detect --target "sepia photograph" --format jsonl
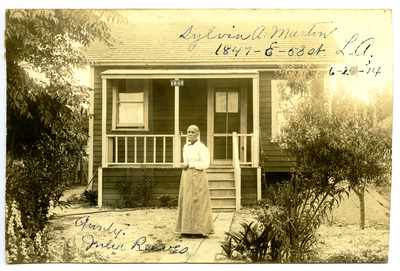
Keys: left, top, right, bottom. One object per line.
{"left": 1, "top": 4, "right": 397, "bottom": 269}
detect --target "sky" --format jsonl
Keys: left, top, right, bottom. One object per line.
{"left": 0, "top": 2, "right": 398, "bottom": 271}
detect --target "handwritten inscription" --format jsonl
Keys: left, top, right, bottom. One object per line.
{"left": 336, "top": 34, "right": 374, "bottom": 57}
{"left": 178, "top": 23, "right": 382, "bottom": 77}
{"left": 178, "top": 23, "right": 337, "bottom": 52}
{"left": 75, "top": 215, "right": 127, "bottom": 239}
{"left": 81, "top": 234, "right": 188, "bottom": 254}
{"left": 329, "top": 66, "right": 381, "bottom": 77}
{"left": 333, "top": 34, "right": 381, "bottom": 77}
{"left": 215, "top": 42, "right": 325, "bottom": 57}
{"left": 75, "top": 216, "right": 188, "bottom": 254}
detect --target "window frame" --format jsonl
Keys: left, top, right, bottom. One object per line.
{"left": 112, "top": 79, "right": 150, "bottom": 131}
{"left": 271, "top": 80, "right": 301, "bottom": 141}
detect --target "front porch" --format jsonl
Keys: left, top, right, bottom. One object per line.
{"left": 98, "top": 166, "right": 260, "bottom": 211}
{"left": 91, "top": 69, "right": 262, "bottom": 210}
{"left": 105, "top": 133, "right": 256, "bottom": 167}
{"left": 100, "top": 132, "right": 261, "bottom": 211}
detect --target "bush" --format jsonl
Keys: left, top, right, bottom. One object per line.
{"left": 81, "top": 189, "right": 98, "bottom": 206}
{"left": 6, "top": 200, "right": 109, "bottom": 263}
{"left": 325, "top": 249, "right": 388, "bottom": 263}
{"left": 6, "top": 201, "right": 52, "bottom": 263}
{"left": 157, "top": 194, "right": 176, "bottom": 207}
{"left": 117, "top": 167, "right": 156, "bottom": 208}
{"left": 6, "top": 137, "right": 78, "bottom": 237}
{"left": 254, "top": 177, "right": 345, "bottom": 262}
{"left": 221, "top": 222, "right": 279, "bottom": 262}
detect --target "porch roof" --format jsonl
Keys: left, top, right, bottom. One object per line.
{"left": 100, "top": 69, "right": 260, "bottom": 79}
{"left": 85, "top": 10, "right": 344, "bottom": 67}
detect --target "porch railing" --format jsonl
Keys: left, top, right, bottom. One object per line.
{"left": 106, "top": 135, "right": 176, "bottom": 166}
{"left": 232, "top": 132, "right": 242, "bottom": 211}
{"left": 236, "top": 133, "right": 255, "bottom": 166}
{"left": 104, "top": 133, "right": 254, "bottom": 167}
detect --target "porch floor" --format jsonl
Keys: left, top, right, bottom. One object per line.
{"left": 159, "top": 212, "right": 234, "bottom": 263}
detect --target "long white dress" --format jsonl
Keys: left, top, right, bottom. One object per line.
{"left": 175, "top": 140, "right": 215, "bottom": 235}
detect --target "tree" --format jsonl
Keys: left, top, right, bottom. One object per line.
{"left": 6, "top": 9, "right": 127, "bottom": 162}
{"left": 332, "top": 85, "right": 392, "bottom": 229}
{"left": 257, "top": 64, "right": 352, "bottom": 262}
{"left": 5, "top": 9, "right": 127, "bottom": 238}
{"left": 276, "top": 63, "right": 392, "bottom": 232}
{"left": 259, "top": 64, "right": 392, "bottom": 262}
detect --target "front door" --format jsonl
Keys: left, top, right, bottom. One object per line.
{"left": 213, "top": 88, "right": 240, "bottom": 163}
{"left": 207, "top": 79, "right": 248, "bottom": 165}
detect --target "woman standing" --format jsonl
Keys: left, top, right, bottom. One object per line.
{"left": 175, "top": 125, "right": 215, "bottom": 237}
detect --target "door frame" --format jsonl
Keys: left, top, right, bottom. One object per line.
{"left": 207, "top": 79, "right": 248, "bottom": 165}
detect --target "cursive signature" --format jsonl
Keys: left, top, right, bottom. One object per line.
{"left": 82, "top": 235, "right": 188, "bottom": 254}
{"left": 178, "top": 22, "right": 337, "bottom": 52}
{"left": 75, "top": 216, "right": 188, "bottom": 254}
{"left": 75, "top": 215, "right": 128, "bottom": 239}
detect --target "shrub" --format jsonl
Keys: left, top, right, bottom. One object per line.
{"left": 117, "top": 167, "right": 156, "bottom": 208}
{"left": 6, "top": 200, "right": 109, "bottom": 263}
{"left": 325, "top": 249, "right": 388, "bottom": 263}
{"left": 254, "top": 177, "right": 345, "bottom": 262}
{"left": 157, "top": 194, "right": 175, "bottom": 207}
{"left": 5, "top": 201, "right": 52, "bottom": 263}
{"left": 6, "top": 137, "right": 78, "bottom": 237}
{"left": 81, "top": 189, "right": 98, "bottom": 206}
{"left": 221, "top": 222, "right": 277, "bottom": 262}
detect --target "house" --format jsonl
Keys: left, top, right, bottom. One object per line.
{"left": 84, "top": 12, "right": 343, "bottom": 211}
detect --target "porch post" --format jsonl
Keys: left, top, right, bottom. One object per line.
{"left": 173, "top": 79, "right": 180, "bottom": 167}
{"left": 88, "top": 66, "right": 95, "bottom": 189}
{"left": 99, "top": 77, "right": 107, "bottom": 208}
{"left": 98, "top": 168, "right": 103, "bottom": 207}
{"left": 252, "top": 76, "right": 260, "bottom": 167}
{"left": 101, "top": 78, "right": 108, "bottom": 167}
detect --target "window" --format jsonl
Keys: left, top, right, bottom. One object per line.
{"left": 215, "top": 91, "right": 239, "bottom": 113}
{"left": 271, "top": 80, "right": 301, "bottom": 141}
{"left": 113, "top": 79, "right": 149, "bottom": 130}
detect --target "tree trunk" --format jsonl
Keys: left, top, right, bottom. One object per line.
{"left": 352, "top": 186, "right": 366, "bottom": 229}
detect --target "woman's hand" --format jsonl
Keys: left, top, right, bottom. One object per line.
{"left": 181, "top": 164, "right": 189, "bottom": 170}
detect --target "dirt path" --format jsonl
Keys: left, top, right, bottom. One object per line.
{"left": 50, "top": 184, "right": 391, "bottom": 263}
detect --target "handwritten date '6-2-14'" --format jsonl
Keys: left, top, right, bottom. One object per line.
{"left": 215, "top": 42, "right": 325, "bottom": 57}
{"left": 329, "top": 66, "right": 381, "bottom": 77}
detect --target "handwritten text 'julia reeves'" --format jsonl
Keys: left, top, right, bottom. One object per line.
{"left": 75, "top": 216, "right": 188, "bottom": 254}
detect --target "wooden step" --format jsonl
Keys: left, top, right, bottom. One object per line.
{"left": 207, "top": 172, "right": 234, "bottom": 180}
{"left": 211, "top": 197, "right": 236, "bottom": 207}
{"left": 207, "top": 168, "right": 237, "bottom": 212}
{"left": 208, "top": 179, "right": 235, "bottom": 189}
{"left": 212, "top": 206, "right": 236, "bottom": 212}
{"left": 209, "top": 188, "right": 235, "bottom": 197}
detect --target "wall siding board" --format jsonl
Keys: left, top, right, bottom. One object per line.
{"left": 101, "top": 168, "right": 182, "bottom": 206}
{"left": 99, "top": 167, "right": 258, "bottom": 206}
{"left": 259, "top": 71, "right": 293, "bottom": 173}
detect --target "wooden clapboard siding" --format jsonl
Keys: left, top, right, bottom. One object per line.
{"left": 241, "top": 168, "right": 257, "bottom": 204}
{"left": 247, "top": 79, "right": 254, "bottom": 133}
{"left": 259, "top": 71, "right": 294, "bottom": 173}
{"left": 152, "top": 79, "right": 174, "bottom": 135}
{"left": 179, "top": 79, "right": 208, "bottom": 144}
{"left": 91, "top": 66, "right": 111, "bottom": 190}
{"left": 100, "top": 167, "right": 258, "bottom": 206}
{"left": 101, "top": 168, "right": 182, "bottom": 206}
